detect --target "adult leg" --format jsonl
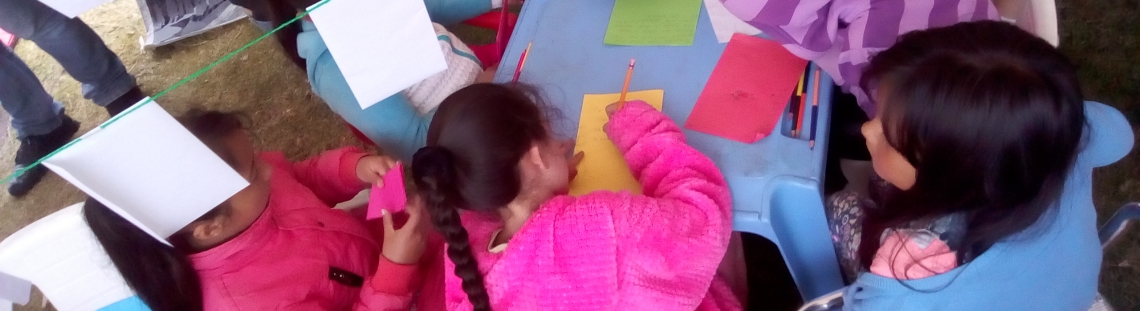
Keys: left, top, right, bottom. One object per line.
{"left": 0, "top": 45, "right": 79, "bottom": 196}
{"left": 0, "top": 0, "right": 141, "bottom": 113}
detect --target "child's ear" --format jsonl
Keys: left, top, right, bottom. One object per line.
{"left": 188, "top": 218, "right": 227, "bottom": 243}
{"left": 526, "top": 145, "right": 548, "bottom": 170}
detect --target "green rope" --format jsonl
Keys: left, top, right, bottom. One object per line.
{"left": 0, "top": 0, "right": 330, "bottom": 186}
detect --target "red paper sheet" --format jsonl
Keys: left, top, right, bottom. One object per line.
{"left": 685, "top": 34, "right": 807, "bottom": 143}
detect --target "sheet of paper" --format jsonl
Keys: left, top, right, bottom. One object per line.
{"left": 0, "top": 204, "right": 137, "bottom": 311}
{"left": 43, "top": 99, "right": 249, "bottom": 243}
{"left": 604, "top": 0, "right": 703, "bottom": 46}
{"left": 685, "top": 34, "right": 807, "bottom": 143}
{"left": 703, "top": 0, "right": 762, "bottom": 43}
{"left": 570, "top": 90, "right": 664, "bottom": 196}
{"left": 309, "top": 0, "right": 447, "bottom": 109}
{"left": 367, "top": 162, "right": 407, "bottom": 219}
{"left": 39, "top": 0, "right": 111, "bottom": 18}
{"left": 0, "top": 272, "right": 29, "bottom": 305}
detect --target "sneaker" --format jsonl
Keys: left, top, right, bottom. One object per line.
{"left": 104, "top": 87, "right": 145, "bottom": 116}
{"left": 8, "top": 115, "right": 80, "bottom": 197}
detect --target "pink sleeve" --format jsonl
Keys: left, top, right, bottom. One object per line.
{"left": 290, "top": 147, "right": 370, "bottom": 205}
{"left": 350, "top": 256, "right": 418, "bottom": 311}
{"left": 602, "top": 100, "right": 735, "bottom": 305}
{"left": 869, "top": 230, "right": 958, "bottom": 280}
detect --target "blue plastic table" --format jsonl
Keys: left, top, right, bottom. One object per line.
{"left": 493, "top": 0, "right": 844, "bottom": 300}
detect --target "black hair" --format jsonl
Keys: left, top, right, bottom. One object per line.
{"left": 411, "top": 83, "right": 550, "bottom": 311}
{"left": 82, "top": 110, "right": 249, "bottom": 311}
{"left": 857, "top": 21, "right": 1085, "bottom": 270}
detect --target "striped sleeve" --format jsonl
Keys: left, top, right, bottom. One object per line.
{"left": 722, "top": 0, "right": 999, "bottom": 116}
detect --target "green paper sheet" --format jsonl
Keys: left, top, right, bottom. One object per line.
{"left": 603, "top": 0, "right": 703, "bottom": 46}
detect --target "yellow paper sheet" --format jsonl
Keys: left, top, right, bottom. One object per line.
{"left": 570, "top": 90, "right": 665, "bottom": 196}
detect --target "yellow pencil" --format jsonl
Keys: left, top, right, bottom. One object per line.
{"left": 618, "top": 58, "right": 636, "bottom": 106}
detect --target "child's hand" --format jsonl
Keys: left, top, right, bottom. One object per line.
{"left": 356, "top": 155, "right": 398, "bottom": 186}
{"left": 381, "top": 197, "right": 428, "bottom": 264}
{"left": 561, "top": 140, "right": 584, "bottom": 181}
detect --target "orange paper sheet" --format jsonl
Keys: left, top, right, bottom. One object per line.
{"left": 570, "top": 90, "right": 664, "bottom": 196}
{"left": 685, "top": 34, "right": 808, "bottom": 143}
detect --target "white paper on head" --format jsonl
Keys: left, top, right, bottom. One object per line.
{"left": 704, "top": 0, "right": 762, "bottom": 43}
{"left": 38, "top": 0, "right": 112, "bottom": 18}
{"left": 308, "top": 0, "right": 448, "bottom": 109}
{"left": 0, "top": 272, "right": 29, "bottom": 305}
{"left": 0, "top": 204, "right": 136, "bottom": 311}
{"left": 42, "top": 99, "right": 249, "bottom": 243}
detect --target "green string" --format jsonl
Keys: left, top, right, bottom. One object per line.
{"left": 0, "top": 0, "right": 330, "bottom": 186}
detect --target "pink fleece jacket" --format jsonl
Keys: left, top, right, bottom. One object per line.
{"left": 444, "top": 101, "right": 742, "bottom": 310}
{"left": 190, "top": 147, "right": 446, "bottom": 311}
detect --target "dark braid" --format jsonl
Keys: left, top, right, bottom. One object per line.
{"left": 413, "top": 147, "right": 492, "bottom": 311}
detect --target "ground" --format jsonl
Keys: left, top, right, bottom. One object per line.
{"left": 0, "top": 0, "right": 1136, "bottom": 310}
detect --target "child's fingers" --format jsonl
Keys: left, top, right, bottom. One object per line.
{"left": 606, "top": 103, "right": 619, "bottom": 117}
{"left": 571, "top": 151, "right": 585, "bottom": 166}
{"left": 381, "top": 210, "right": 395, "bottom": 235}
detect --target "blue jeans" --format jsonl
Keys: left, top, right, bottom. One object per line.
{"left": 0, "top": 0, "right": 136, "bottom": 138}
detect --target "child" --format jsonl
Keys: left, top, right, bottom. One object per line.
{"left": 720, "top": 0, "right": 1000, "bottom": 116}
{"left": 82, "top": 110, "right": 446, "bottom": 311}
{"left": 239, "top": 0, "right": 506, "bottom": 161}
{"left": 409, "top": 83, "right": 742, "bottom": 310}
{"left": 826, "top": 21, "right": 1132, "bottom": 310}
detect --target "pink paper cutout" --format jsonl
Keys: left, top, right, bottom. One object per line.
{"left": 366, "top": 162, "right": 407, "bottom": 220}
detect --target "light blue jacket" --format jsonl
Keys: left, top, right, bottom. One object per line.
{"left": 844, "top": 101, "right": 1133, "bottom": 310}
{"left": 296, "top": 0, "right": 491, "bottom": 161}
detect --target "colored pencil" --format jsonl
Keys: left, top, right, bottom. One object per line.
{"left": 788, "top": 93, "right": 801, "bottom": 136}
{"left": 798, "top": 84, "right": 807, "bottom": 134}
{"left": 511, "top": 42, "right": 532, "bottom": 83}
{"left": 618, "top": 58, "right": 636, "bottom": 106}
{"left": 809, "top": 67, "right": 821, "bottom": 149}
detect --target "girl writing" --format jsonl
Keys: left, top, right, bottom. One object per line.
{"left": 83, "top": 110, "right": 445, "bottom": 311}
{"left": 827, "top": 21, "right": 1131, "bottom": 310}
{"left": 410, "top": 83, "right": 742, "bottom": 310}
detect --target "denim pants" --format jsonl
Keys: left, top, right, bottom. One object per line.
{"left": 0, "top": 0, "right": 136, "bottom": 138}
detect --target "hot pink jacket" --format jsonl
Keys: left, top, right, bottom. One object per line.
{"left": 190, "top": 147, "right": 446, "bottom": 311}
{"left": 445, "top": 101, "right": 742, "bottom": 310}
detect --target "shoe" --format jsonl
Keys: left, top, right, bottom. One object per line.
{"left": 8, "top": 115, "right": 80, "bottom": 197}
{"left": 104, "top": 87, "right": 145, "bottom": 116}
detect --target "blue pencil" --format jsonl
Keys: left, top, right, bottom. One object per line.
{"left": 809, "top": 67, "right": 821, "bottom": 149}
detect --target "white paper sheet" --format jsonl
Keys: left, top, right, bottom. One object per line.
{"left": 308, "top": 0, "right": 447, "bottom": 109}
{"left": 39, "top": 0, "right": 112, "bottom": 18}
{"left": 43, "top": 99, "right": 249, "bottom": 243}
{"left": 0, "top": 272, "right": 29, "bottom": 306}
{"left": 0, "top": 204, "right": 137, "bottom": 311}
{"left": 704, "top": 0, "right": 762, "bottom": 43}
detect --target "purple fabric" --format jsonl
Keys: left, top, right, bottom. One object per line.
{"left": 721, "top": 0, "right": 999, "bottom": 116}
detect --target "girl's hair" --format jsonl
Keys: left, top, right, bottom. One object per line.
{"left": 411, "top": 83, "right": 550, "bottom": 311}
{"left": 857, "top": 20, "right": 1086, "bottom": 268}
{"left": 83, "top": 110, "right": 248, "bottom": 311}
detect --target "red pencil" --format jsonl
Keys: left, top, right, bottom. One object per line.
{"left": 511, "top": 42, "right": 532, "bottom": 83}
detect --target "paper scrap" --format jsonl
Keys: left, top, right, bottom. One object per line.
{"left": 39, "top": 0, "right": 111, "bottom": 18}
{"left": 308, "top": 0, "right": 447, "bottom": 109}
{"left": 0, "top": 204, "right": 137, "bottom": 311}
{"left": 570, "top": 90, "right": 665, "bottom": 196}
{"left": 685, "top": 34, "right": 807, "bottom": 143}
{"left": 703, "top": 0, "right": 762, "bottom": 43}
{"left": 604, "top": 0, "right": 703, "bottom": 46}
{"left": 0, "top": 272, "right": 29, "bottom": 305}
{"left": 367, "top": 162, "right": 407, "bottom": 219}
{"left": 43, "top": 99, "right": 249, "bottom": 243}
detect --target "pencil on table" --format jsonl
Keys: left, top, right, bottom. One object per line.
{"left": 809, "top": 67, "right": 821, "bottom": 149}
{"left": 618, "top": 58, "right": 635, "bottom": 107}
{"left": 511, "top": 42, "right": 532, "bottom": 83}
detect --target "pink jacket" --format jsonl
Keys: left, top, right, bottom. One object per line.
{"left": 190, "top": 147, "right": 446, "bottom": 311}
{"left": 445, "top": 101, "right": 742, "bottom": 310}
